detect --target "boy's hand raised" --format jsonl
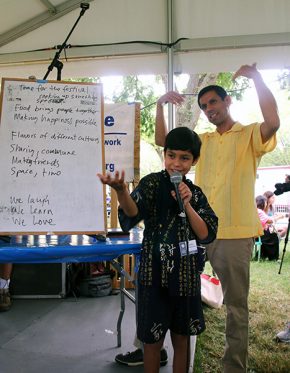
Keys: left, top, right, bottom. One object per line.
{"left": 97, "top": 170, "right": 126, "bottom": 192}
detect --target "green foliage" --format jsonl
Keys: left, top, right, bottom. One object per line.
{"left": 277, "top": 70, "right": 290, "bottom": 91}
{"left": 65, "top": 77, "right": 100, "bottom": 83}
{"left": 260, "top": 145, "right": 290, "bottom": 167}
{"left": 65, "top": 73, "right": 289, "bottom": 169}
{"left": 111, "top": 76, "right": 158, "bottom": 142}
{"left": 64, "top": 75, "right": 159, "bottom": 142}
{"left": 216, "top": 72, "right": 250, "bottom": 100}
{"left": 260, "top": 115, "right": 290, "bottom": 166}
{"left": 66, "top": 73, "right": 251, "bottom": 142}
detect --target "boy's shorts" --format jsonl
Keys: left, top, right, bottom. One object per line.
{"left": 136, "top": 283, "right": 205, "bottom": 344}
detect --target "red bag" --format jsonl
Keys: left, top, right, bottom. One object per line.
{"left": 200, "top": 274, "right": 223, "bottom": 309}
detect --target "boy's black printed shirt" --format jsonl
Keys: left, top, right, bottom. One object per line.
{"left": 119, "top": 170, "right": 218, "bottom": 296}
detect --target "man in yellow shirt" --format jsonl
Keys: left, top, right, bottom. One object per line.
{"left": 155, "top": 64, "right": 279, "bottom": 372}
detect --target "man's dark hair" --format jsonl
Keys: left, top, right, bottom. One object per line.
{"left": 164, "top": 126, "right": 201, "bottom": 160}
{"left": 197, "top": 85, "right": 228, "bottom": 108}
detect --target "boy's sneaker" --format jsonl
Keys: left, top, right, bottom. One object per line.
{"left": 276, "top": 322, "right": 290, "bottom": 343}
{"left": 0, "top": 288, "right": 11, "bottom": 312}
{"left": 115, "top": 347, "right": 168, "bottom": 366}
{"left": 115, "top": 348, "right": 143, "bottom": 366}
{"left": 160, "top": 348, "right": 168, "bottom": 365}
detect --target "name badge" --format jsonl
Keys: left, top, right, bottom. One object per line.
{"left": 179, "top": 239, "right": 198, "bottom": 257}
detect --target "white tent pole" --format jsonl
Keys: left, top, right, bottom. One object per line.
{"left": 167, "top": 0, "right": 174, "bottom": 131}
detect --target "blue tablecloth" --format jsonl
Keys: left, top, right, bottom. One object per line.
{"left": 0, "top": 229, "right": 142, "bottom": 263}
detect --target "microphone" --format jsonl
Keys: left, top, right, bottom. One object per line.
{"left": 170, "top": 171, "right": 184, "bottom": 213}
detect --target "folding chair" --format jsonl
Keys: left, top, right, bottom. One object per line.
{"left": 252, "top": 236, "right": 262, "bottom": 261}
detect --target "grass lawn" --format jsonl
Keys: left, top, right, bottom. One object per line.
{"left": 194, "top": 245, "right": 290, "bottom": 373}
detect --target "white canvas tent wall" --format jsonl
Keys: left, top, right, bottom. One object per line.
{"left": 1, "top": 0, "right": 290, "bottom": 81}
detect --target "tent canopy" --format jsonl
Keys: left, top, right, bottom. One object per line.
{"left": 1, "top": 0, "right": 290, "bottom": 79}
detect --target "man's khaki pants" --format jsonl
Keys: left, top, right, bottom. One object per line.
{"left": 206, "top": 238, "right": 253, "bottom": 373}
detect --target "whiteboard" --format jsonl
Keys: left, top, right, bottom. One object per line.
{"left": 0, "top": 78, "right": 106, "bottom": 235}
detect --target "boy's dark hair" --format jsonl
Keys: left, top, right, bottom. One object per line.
{"left": 164, "top": 126, "right": 201, "bottom": 160}
{"left": 197, "top": 85, "right": 228, "bottom": 108}
{"left": 256, "top": 195, "right": 267, "bottom": 210}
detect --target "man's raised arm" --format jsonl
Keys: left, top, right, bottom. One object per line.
{"left": 155, "top": 91, "right": 184, "bottom": 146}
{"left": 233, "top": 63, "right": 280, "bottom": 142}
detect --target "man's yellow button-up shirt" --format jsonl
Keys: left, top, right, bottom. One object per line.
{"left": 195, "top": 122, "right": 277, "bottom": 239}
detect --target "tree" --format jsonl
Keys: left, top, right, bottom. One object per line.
{"left": 260, "top": 127, "right": 290, "bottom": 166}
{"left": 176, "top": 72, "right": 250, "bottom": 130}
{"left": 69, "top": 72, "right": 250, "bottom": 142}
{"left": 111, "top": 76, "right": 159, "bottom": 142}
{"left": 68, "top": 72, "right": 290, "bottom": 168}
{"left": 176, "top": 73, "right": 217, "bottom": 129}
{"left": 66, "top": 76, "right": 100, "bottom": 83}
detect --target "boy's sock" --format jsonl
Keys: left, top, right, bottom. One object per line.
{"left": 0, "top": 277, "right": 10, "bottom": 289}
{"left": 0, "top": 278, "right": 11, "bottom": 312}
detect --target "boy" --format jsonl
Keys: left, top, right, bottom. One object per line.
{"left": 98, "top": 127, "right": 218, "bottom": 372}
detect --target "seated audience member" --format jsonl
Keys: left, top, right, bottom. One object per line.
{"left": 263, "top": 190, "right": 276, "bottom": 216}
{"left": 256, "top": 195, "right": 273, "bottom": 230}
{"left": 0, "top": 263, "right": 12, "bottom": 312}
{"left": 263, "top": 190, "right": 287, "bottom": 238}
{"left": 256, "top": 195, "right": 279, "bottom": 261}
